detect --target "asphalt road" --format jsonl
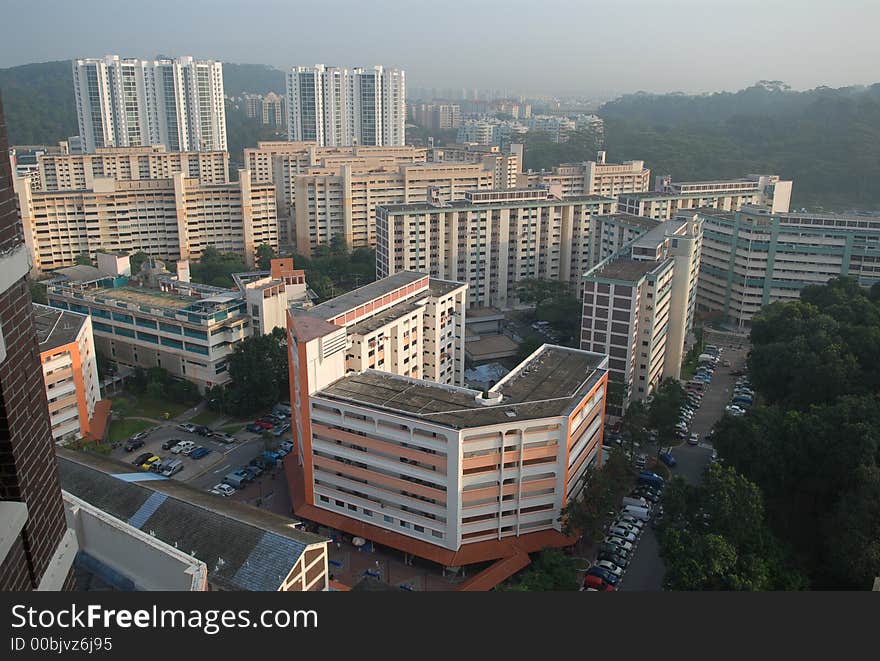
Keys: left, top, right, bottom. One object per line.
{"left": 111, "top": 423, "right": 288, "bottom": 491}
{"left": 619, "top": 345, "right": 750, "bottom": 590}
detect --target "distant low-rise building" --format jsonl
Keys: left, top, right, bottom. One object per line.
{"left": 34, "top": 305, "right": 101, "bottom": 443}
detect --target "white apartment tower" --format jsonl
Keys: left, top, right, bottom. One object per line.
{"left": 286, "top": 64, "right": 405, "bottom": 147}
{"left": 72, "top": 55, "right": 227, "bottom": 153}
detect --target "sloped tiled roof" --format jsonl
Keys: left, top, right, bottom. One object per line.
{"left": 57, "top": 450, "right": 328, "bottom": 591}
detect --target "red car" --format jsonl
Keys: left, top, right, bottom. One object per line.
{"left": 255, "top": 420, "right": 274, "bottom": 429}
{"left": 583, "top": 574, "right": 615, "bottom": 591}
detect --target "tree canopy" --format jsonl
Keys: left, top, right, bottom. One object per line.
{"left": 294, "top": 245, "right": 376, "bottom": 302}
{"left": 189, "top": 247, "right": 246, "bottom": 288}
{"left": 708, "top": 277, "right": 880, "bottom": 588}
{"left": 207, "top": 327, "right": 288, "bottom": 417}
{"left": 657, "top": 464, "right": 806, "bottom": 590}
{"left": 504, "top": 549, "right": 580, "bottom": 591}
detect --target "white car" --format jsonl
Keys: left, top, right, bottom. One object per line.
{"left": 172, "top": 440, "right": 196, "bottom": 455}
{"left": 688, "top": 433, "right": 700, "bottom": 446}
{"left": 210, "top": 484, "right": 236, "bottom": 497}
{"left": 594, "top": 560, "right": 624, "bottom": 577}
{"left": 176, "top": 423, "right": 196, "bottom": 433}
{"left": 608, "top": 527, "right": 638, "bottom": 543}
{"left": 212, "top": 431, "right": 235, "bottom": 444}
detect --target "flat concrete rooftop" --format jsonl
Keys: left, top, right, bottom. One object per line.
{"left": 317, "top": 345, "right": 607, "bottom": 429}
{"left": 596, "top": 213, "right": 660, "bottom": 231}
{"left": 309, "top": 272, "right": 427, "bottom": 320}
{"left": 33, "top": 304, "right": 86, "bottom": 349}
{"left": 591, "top": 257, "right": 666, "bottom": 283}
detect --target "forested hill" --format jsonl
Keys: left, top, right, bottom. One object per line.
{"left": 601, "top": 81, "right": 880, "bottom": 211}
{"left": 0, "top": 60, "right": 284, "bottom": 145}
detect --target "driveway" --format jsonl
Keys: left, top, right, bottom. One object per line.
{"left": 619, "top": 344, "right": 749, "bottom": 590}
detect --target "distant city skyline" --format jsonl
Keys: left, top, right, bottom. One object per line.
{"left": 1, "top": 1, "right": 879, "bottom": 99}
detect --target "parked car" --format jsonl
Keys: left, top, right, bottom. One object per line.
{"left": 272, "top": 423, "right": 291, "bottom": 437}
{"left": 688, "top": 433, "right": 700, "bottom": 446}
{"left": 194, "top": 425, "right": 212, "bottom": 437}
{"left": 613, "top": 521, "right": 641, "bottom": 537}
{"left": 140, "top": 455, "right": 161, "bottom": 471}
{"left": 190, "top": 446, "right": 212, "bottom": 460}
{"left": 607, "top": 527, "right": 637, "bottom": 544}
{"left": 212, "top": 431, "right": 235, "bottom": 444}
{"left": 176, "top": 423, "right": 196, "bottom": 433}
{"left": 223, "top": 470, "right": 252, "bottom": 488}
{"left": 280, "top": 440, "right": 293, "bottom": 452}
{"left": 256, "top": 420, "right": 274, "bottom": 430}
{"left": 604, "top": 536, "right": 635, "bottom": 553}
{"left": 130, "top": 430, "right": 150, "bottom": 442}
{"left": 583, "top": 574, "right": 614, "bottom": 591}
{"left": 244, "top": 464, "right": 263, "bottom": 479}
{"left": 659, "top": 451, "right": 677, "bottom": 467}
{"left": 594, "top": 560, "right": 624, "bottom": 577}
{"left": 131, "top": 452, "right": 153, "bottom": 466}
{"left": 172, "top": 440, "right": 196, "bottom": 455}
{"left": 639, "top": 472, "right": 665, "bottom": 489}
{"left": 162, "top": 438, "right": 183, "bottom": 451}
{"left": 617, "top": 514, "right": 645, "bottom": 530}
{"left": 124, "top": 437, "right": 145, "bottom": 452}
{"left": 210, "top": 483, "right": 236, "bottom": 497}
{"left": 246, "top": 423, "right": 264, "bottom": 433}
{"left": 586, "top": 566, "right": 619, "bottom": 586}
{"left": 598, "top": 549, "right": 629, "bottom": 569}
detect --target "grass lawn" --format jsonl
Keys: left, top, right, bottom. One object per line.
{"left": 108, "top": 418, "right": 153, "bottom": 442}
{"left": 110, "top": 392, "right": 190, "bottom": 421}
{"left": 219, "top": 423, "right": 247, "bottom": 433}
{"left": 189, "top": 410, "right": 222, "bottom": 426}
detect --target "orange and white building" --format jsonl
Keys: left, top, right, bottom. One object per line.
{"left": 33, "top": 304, "right": 101, "bottom": 443}
{"left": 286, "top": 274, "right": 609, "bottom": 584}
{"left": 518, "top": 150, "right": 650, "bottom": 198}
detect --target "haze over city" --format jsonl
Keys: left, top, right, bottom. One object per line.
{"left": 1, "top": 0, "right": 878, "bottom": 96}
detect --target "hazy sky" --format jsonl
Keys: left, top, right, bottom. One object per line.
{"left": 1, "top": 0, "right": 878, "bottom": 97}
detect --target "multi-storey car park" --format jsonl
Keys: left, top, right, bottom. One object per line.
{"left": 45, "top": 254, "right": 308, "bottom": 391}
{"left": 286, "top": 285, "right": 610, "bottom": 587}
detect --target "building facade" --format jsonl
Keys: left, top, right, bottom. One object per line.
{"left": 697, "top": 206, "right": 880, "bottom": 327}
{"left": 290, "top": 272, "right": 467, "bottom": 387}
{"left": 34, "top": 305, "right": 101, "bottom": 443}
{"left": 582, "top": 216, "right": 703, "bottom": 408}
{"left": 293, "top": 162, "right": 497, "bottom": 255}
{"left": 45, "top": 256, "right": 306, "bottom": 391}
{"left": 286, "top": 65, "right": 405, "bottom": 147}
{"left": 15, "top": 170, "right": 277, "bottom": 272}
{"left": 410, "top": 103, "right": 461, "bottom": 129}
{"left": 0, "top": 97, "right": 78, "bottom": 590}
{"left": 518, "top": 151, "right": 650, "bottom": 198}
{"left": 286, "top": 317, "right": 608, "bottom": 577}
{"left": 375, "top": 188, "right": 617, "bottom": 309}
{"left": 428, "top": 142, "right": 522, "bottom": 190}
{"left": 654, "top": 174, "right": 792, "bottom": 212}
{"left": 72, "top": 55, "right": 227, "bottom": 153}
{"left": 37, "top": 146, "right": 229, "bottom": 191}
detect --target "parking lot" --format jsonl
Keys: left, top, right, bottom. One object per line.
{"left": 112, "top": 413, "right": 293, "bottom": 493}
{"left": 615, "top": 343, "right": 750, "bottom": 591}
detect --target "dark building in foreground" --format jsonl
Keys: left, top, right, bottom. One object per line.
{"left": 0, "top": 95, "right": 77, "bottom": 590}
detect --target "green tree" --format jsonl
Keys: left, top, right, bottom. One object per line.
{"left": 74, "top": 253, "right": 92, "bottom": 266}
{"left": 222, "top": 327, "right": 289, "bottom": 416}
{"left": 620, "top": 400, "right": 649, "bottom": 457}
{"left": 129, "top": 251, "right": 150, "bottom": 274}
{"left": 190, "top": 247, "right": 247, "bottom": 288}
{"left": 657, "top": 464, "right": 806, "bottom": 590}
{"left": 505, "top": 549, "right": 579, "bottom": 591}
{"left": 647, "top": 378, "right": 686, "bottom": 448}
{"left": 28, "top": 279, "right": 47, "bottom": 305}
{"left": 255, "top": 243, "right": 277, "bottom": 270}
